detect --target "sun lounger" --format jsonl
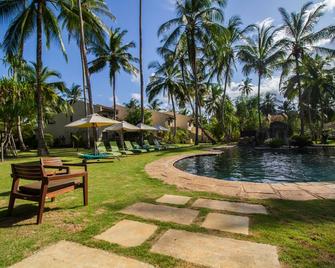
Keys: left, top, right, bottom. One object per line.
{"left": 133, "top": 141, "right": 154, "bottom": 152}
{"left": 124, "top": 141, "right": 147, "bottom": 153}
{"left": 96, "top": 142, "right": 121, "bottom": 159}
{"left": 110, "top": 141, "right": 134, "bottom": 155}
{"left": 144, "top": 140, "right": 160, "bottom": 151}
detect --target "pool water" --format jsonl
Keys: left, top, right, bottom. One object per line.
{"left": 174, "top": 148, "right": 335, "bottom": 183}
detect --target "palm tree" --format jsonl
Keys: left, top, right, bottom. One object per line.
{"left": 0, "top": 0, "right": 69, "bottom": 155}
{"left": 278, "top": 1, "right": 335, "bottom": 135}
{"left": 60, "top": 0, "right": 113, "bottom": 148}
{"left": 148, "top": 99, "right": 163, "bottom": 111}
{"left": 238, "top": 24, "right": 285, "bottom": 130}
{"left": 158, "top": 0, "right": 225, "bottom": 145}
{"left": 147, "top": 60, "right": 183, "bottom": 136}
{"left": 89, "top": 28, "right": 138, "bottom": 119}
{"left": 65, "top": 84, "right": 82, "bottom": 105}
{"left": 260, "top": 92, "right": 278, "bottom": 116}
{"left": 207, "top": 16, "right": 244, "bottom": 128}
{"left": 238, "top": 77, "right": 253, "bottom": 96}
{"left": 139, "top": 0, "right": 145, "bottom": 141}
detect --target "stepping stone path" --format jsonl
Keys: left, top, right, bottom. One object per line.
{"left": 192, "top": 198, "right": 268, "bottom": 214}
{"left": 151, "top": 229, "right": 280, "bottom": 268}
{"left": 202, "top": 213, "right": 249, "bottom": 235}
{"left": 94, "top": 220, "right": 157, "bottom": 247}
{"left": 121, "top": 202, "right": 199, "bottom": 225}
{"left": 11, "top": 241, "right": 153, "bottom": 268}
{"left": 156, "top": 194, "right": 191, "bottom": 205}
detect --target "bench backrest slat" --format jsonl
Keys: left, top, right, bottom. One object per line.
{"left": 40, "top": 157, "right": 63, "bottom": 167}
{"left": 11, "top": 164, "right": 44, "bottom": 181}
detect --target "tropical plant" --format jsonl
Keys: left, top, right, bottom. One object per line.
{"left": 238, "top": 23, "right": 285, "bottom": 130}
{"left": 261, "top": 92, "right": 278, "bottom": 116}
{"left": 89, "top": 27, "right": 138, "bottom": 119}
{"left": 278, "top": 1, "right": 335, "bottom": 135}
{"left": 238, "top": 77, "right": 254, "bottom": 96}
{"left": 148, "top": 99, "right": 163, "bottom": 111}
{"left": 0, "top": 0, "right": 70, "bottom": 155}
{"left": 147, "top": 59, "right": 183, "bottom": 136}
{"left": 124, "top": 98, "right": 151, "bottom": 125}
{"left": 207, "top": 16, "right": 244, "bottom": 128}
{"left": 64, "top": 84, "right": 82, "bottom": 105}
{"left": 158, "top": 0, "right": 226, "bottom": 144}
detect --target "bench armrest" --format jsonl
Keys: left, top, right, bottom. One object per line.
{"left": 63, "top": 163, "right": 87, "bottom": 171}
{"left": 43, "top": 165, "right": 70, "bottom": 174}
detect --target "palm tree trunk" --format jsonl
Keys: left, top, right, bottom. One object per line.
{"left": 77, "top": 0, "right": 97, "bottom": 150}
{"left": 80, "top": 47, "right": 90, "bottom": 148}
{"left": 36, "top": 0, "right": 49, "bottom": 156}
{"left": 170, "top": 93, "right": 177, "bottom": 137}
{"left": 221, "top": 64, "right": 230, "bottom": 135}
{"left": 188, "top": 34, "right": 199, "bottom": 145}
{"left": 17, "top": 116, "right": 27, "bottom": 151}
{"left": 257, "top": 73, "right": 262, "bottom": 130}
{"left": 139, "top": 0, "right": 144, "bottom": 145}
{"left": 112, "top": 74, "right": 117, "bottom": 120}
{"left": 295, "top": 57, "right": 304, "bottom": 136}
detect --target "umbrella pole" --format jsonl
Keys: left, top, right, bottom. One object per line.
{"left": 121, "top": 130, "right": 125, "bottom": 151}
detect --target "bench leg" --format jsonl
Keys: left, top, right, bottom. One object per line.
{"left": 8, "top": 178, "right": 19, "bottom": 216}
{"left": 51, "top": 197, "right": 55, "bottom": 202}
{"left": 37, "top": 184, "right": 48, "bottom": 224}
{"left": 83, "top": 174, "right": 88, "bottom": 206}
{"left": 7, "top": 194, "right": 15, "bottom": 216}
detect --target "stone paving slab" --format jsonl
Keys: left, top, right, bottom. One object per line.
{"left": 243, "top": 183, "right": 276, "bottom": 194}
{"left": 202, "top": 213, "right": 249, "bottom": 235}
{"left": 151, "top": 229, "right": 280, "bottom": 268}
{"left": 94, "top": 220, "right": 157, "bottom": 247}
{"left": 192, "top": 198, "right": 268, "bottom": 215}
{"left": 156, "top": 194, "right": 191, "bottom": 205}
{"left": 11, "top": 241, "right": 153, "bottom": 268}
{"left": 121, "top": 202, "right": 199, "bottom": 225}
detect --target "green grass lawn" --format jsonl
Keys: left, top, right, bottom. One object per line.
{"left": 0, "top": 146, "right": 335, "bottom": 267}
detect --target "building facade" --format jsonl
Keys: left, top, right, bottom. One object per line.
{"left": 46, "top": 101, "right": 201, "bottom": 145}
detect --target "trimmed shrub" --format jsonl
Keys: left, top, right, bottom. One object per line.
{"left": 290, "top": 135, "right": 313, "bottom": 148}
{"left": 264, "top": 138, "right": 285, "bottom": 148}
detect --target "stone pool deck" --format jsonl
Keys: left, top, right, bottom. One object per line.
{"left": 145, "top": 152, "right": 335, "bottom": 201}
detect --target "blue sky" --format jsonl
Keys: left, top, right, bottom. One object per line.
{"left": 0, "top": 0, "right": 335, "bottom": 109}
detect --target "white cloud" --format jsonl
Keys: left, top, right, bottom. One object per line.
{"left": 131, "top": 93, "right": 141, "bottom": 100}
{"left": 164, "top": 0, "right": 177, "bottom": 11}
{"left": 131, "top": 71, "right": 140, "bottom": 84}
{"left": 227, "top": 76, "right": 281, "bottom": 100}
{"left": 322, "top": 0, "right": 335, "bottom": 12}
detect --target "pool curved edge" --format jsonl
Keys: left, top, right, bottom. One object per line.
{"left": 145, "top": 151, "right": 335, "bottom": 201}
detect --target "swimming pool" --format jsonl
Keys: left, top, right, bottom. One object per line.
{"left": 174, "top": 147, "right": 335, "bottom": 183}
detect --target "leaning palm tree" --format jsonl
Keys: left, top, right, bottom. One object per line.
{"left": 0, "top": 0, "right": 69, "bottom": 155}
{"left": 89, "top": 27, "right": 138, "bottom": 119}
{"left": 158, "top": 0, "right": 226, "bottom": 145}
{"left": 238, "top": 77, "right": 254, "bottom": 96}
{"left": 278, "top": 1, "right": 335, "bottom": 135}
{"left": 238, "top": 24, "right": 285, "bottom": 130}
{"left": 147, "top": 60, "right": 183, "bottom": 136}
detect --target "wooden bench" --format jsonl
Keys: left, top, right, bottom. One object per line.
{"left": 8, "top": 158, "right": 88, "bottom": 224}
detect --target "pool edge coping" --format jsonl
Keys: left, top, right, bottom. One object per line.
{"left": 145, "top": 148, "right": 335, "bottom": 201}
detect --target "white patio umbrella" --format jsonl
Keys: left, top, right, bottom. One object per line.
{"left": 155, "top": 125, "right": 169, "bottom": 132}
{"left": 103, "top": 121, "right": 140, "bottom": 150}
{"left": 65, "top": 113, "right": 120, "bottom": 154}
{"left": 136, "top": 123, "right": 157, "bottom": 131}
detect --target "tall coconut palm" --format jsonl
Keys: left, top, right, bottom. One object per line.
{"left": 139, "top": 0, "right": 145, "bottom": 142}
{"left": 147, "top": 60, "right": 183, "bottom": 136}
{"left": 0, "top": 0, "right": 69, "bottom": 155}
{"left": 278, "top": 1, "right": 335, "bottom": 135}
{"left": 59, "top": 0, "right": 113, "bottom": 148}
{"left": 89, "top": 27, "right": 138, "bottom": 119}
{"left": 238, "top": 24, "right": 285, "bottom": 130}
{"left": 158, "top": 0, "right": 226, "bottom": 145}
{"left": 207, "top": 16, "right": 244, "bottom": 129}
{"left": 238, "top": 77, "right": 253, "bottom": 96}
